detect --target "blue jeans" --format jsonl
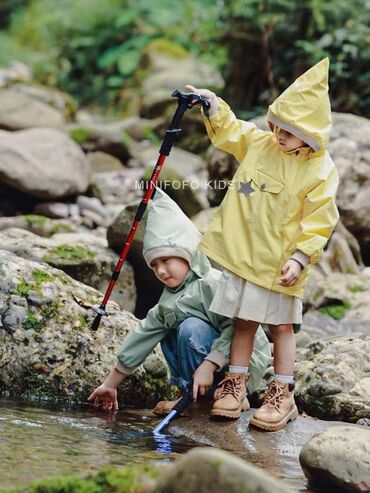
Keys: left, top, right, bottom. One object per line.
{"left": 160, "top": 317, "right": 220, "bottom": 391}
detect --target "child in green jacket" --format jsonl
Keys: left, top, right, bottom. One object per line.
{"left": 88, "top": 188, "right": 271, "bottom": 414}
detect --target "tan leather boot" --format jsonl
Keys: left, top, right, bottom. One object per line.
{"left": 210, "top": 372, "right": 250, "bottom": 419}
{"left": 249, "top": 380, "right": 298, "bottom": 431}
{"left": 152, "top": 393, "right": 190, "bottom": 417}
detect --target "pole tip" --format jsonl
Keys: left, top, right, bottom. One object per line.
{"left": 91, "top": 314, "right": 102, "bottom": 332}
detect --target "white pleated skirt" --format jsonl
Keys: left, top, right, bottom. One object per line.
{"left": 209, "top": 269, "right": 302, "bottom": 325}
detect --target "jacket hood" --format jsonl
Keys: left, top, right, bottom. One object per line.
{"left": 267, "top": 58, "right": 331, "bottom": 152}
{"left": 143, "top": 188, "right": 211, "bottom": 278}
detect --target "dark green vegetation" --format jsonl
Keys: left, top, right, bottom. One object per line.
{"left": 318, "top": 300, "right": 351, "bottom": 320}
{"left": 1, "top": 0, "right": 369, "bottom": 117}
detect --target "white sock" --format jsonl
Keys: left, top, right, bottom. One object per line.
{"left": 229, "top": 365, "right": 249, "bottom": 374}
{"left": 274, "top": 373, "right": 294, "bottom": 384}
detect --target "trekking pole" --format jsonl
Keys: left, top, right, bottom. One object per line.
{"left": 91, "top": 90, "right": 210, "bottom": 331}
{"left": 152, "top": 387, "right": 193, "bottom": 434}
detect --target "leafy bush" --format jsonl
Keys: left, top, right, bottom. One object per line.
{"left": 1, "top": 0, "right": 369, "bottom": 117}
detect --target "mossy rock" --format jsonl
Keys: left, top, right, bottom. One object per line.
{"left": 5, "top": 462, "right": 164, "bottom": 493}
{"left": 25, "top": 215, "right": 75, "bottom": 236}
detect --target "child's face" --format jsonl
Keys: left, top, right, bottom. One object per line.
{"left": 150, "top": 257, "right": 190, "bottom": 288}
{"left": 276, "top": 128, "right": 306, "bottom": 151}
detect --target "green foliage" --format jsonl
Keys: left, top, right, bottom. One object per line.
{"left": 14, "top": 278, "right": 33, "bottom": 297}
{"left": 318, "top": 300, "right": 351, "bottom": 320}
{"left": 14, "top": 269, "right": 55, "bottom": 297}
{"left": 22, "top": 312, "right": 44, "bottom": 332}
{"left": 0, "top": 0, "right": 369, "bottom": 116}
{"left": 69, "top": 127, "right": 92, "bottom": 144}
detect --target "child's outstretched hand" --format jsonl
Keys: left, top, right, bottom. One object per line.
{"left": 88, "top": 384, "right": 118, "bottom": 412}
{"left": 192, "top": 360, "right": 218, "bottom": 402}
{"left": 279, "top": 259, "right": 302, "bottom": 287}
{"left": 185, "top": 85, "right": 220, "bottom": 116}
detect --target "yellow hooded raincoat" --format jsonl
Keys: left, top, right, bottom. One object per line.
{"left": 198, "top": 58, "right": 339, "bottom": 299}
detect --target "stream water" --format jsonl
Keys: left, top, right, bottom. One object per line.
{"left": 0, "top": 399, "right": 200, "bottom": 491}
{"left": 0, "top": 399, "right": 339, "bottom": 492}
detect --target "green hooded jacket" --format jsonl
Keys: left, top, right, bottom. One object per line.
{"left": 116, "top": 188, "right": 271, "bottom": 393}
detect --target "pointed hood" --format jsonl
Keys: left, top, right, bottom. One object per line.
{"left": 143, "top": 188, "right": 211, "bottom": 278}
{"left": 267, "top": 58, "right": 331, "bottom": 152}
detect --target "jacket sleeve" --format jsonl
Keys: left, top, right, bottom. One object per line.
{"left": 295, "top": 165, "right": 340, "bottom": 265}
{"left": 116, "top": 305, "right": 166, "bottom": 375}
{"left": 202, "top": 98, "right": 258, "bottom": 163}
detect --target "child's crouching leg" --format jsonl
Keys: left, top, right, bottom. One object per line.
{"left": 153, "top": 317, "right": 219, "bottom": 417}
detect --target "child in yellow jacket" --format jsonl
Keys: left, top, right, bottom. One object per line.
{"left": 187, "top": 58, "right": 339, "bottom": 431}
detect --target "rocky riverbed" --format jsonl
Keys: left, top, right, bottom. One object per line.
{"left": 0, "top": 51, "right": 370, "bottom": 493}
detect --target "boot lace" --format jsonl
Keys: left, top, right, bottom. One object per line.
{"left": 262, "top": 380, "right": 285, "bottom": 410}
{"left": 216, "top": 375, "right": 242, "bottom": 399}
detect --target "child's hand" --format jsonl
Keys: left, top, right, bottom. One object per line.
{"left": 279, "top": 259, "right": 302, "bottom": 287}
{"left": 185, "top": 85, "right": 220, "bottom": 116}
{"left": 88, "top": 384, "right": 118, "bottom": 412}
{"left": 192, "top": 360, "right": 218, "bottom": 402}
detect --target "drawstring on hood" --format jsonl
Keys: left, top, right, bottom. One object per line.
{"left": 267, "top": 58, "right": 331, "bottom": 154}
{"left": 143, "top": 188, "right": 211, "bottom": 279}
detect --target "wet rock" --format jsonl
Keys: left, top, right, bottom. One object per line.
{"left": 156, "top": 447, "right": 297, "bottom": 493}
{"left": 295, "top": 335, "right": 370, "bottom": 422}
{"left": 299, "top": 425, "right": 370, "bottom": 493}
{"left": 0, "top": 250, "right": 168, "bottom": 405}
{"left": 0, "top": 128, "right": 91, "bottom": 199}
{"left": 0, "top": 87, "right": 65, "bottom": 130}
{"left": 107, "top": 201, "right": 162, "bottom": 318}
{"left": 0, "top": 228, "right": 136, "bottom": 311}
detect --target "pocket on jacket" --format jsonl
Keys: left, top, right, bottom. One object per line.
{"left": 253, "top": 169, "right": 284, "bottom": 194}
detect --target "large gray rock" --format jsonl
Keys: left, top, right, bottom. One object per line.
{"left": 302, "top": 272, "right": 370, "bottom": 338}
{"left": 140, "top": 47, "right": 224, "bottom": 119}
{"left": 156, "top": 447, "right": 297, "bottom": 493}
{"left": 328, "top": 113, "right": 370, "bottom": 264}
{"left": 0, "top": 128, "right": 91, "bottom": 198}
{"left": 299, "top": 425, "right": 370, "bottom": 493}
{"left": 68, "top": 116, "right": 160, "bottom": 164}
{"left": 295, "top": 335, "right": 370, "bottom": 422}
{"left": 0, "top": 250, "right": 168, "bottom": 405}
{"left": 0, "top": 87, "right": 65, "bottom": 130}
{"left": 0, "top": 214, "right": 77, "bottom": 237}
{"left": 0, "top": 228, "right": 136, "bottom": 311}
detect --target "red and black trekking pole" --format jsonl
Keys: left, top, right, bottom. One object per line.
{"left": 91, "top": 89, "right": 210, "bottom": 331}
